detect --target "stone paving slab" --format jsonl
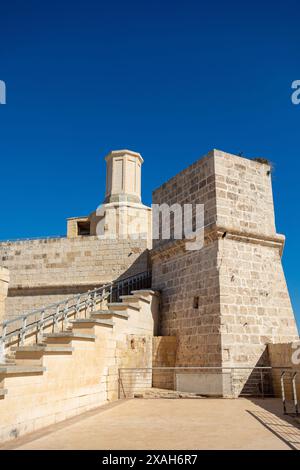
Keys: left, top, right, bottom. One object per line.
{"left": 1, "top": 398, "right": 300, "bottom": 450}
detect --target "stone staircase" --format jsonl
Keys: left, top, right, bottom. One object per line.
{"left": 0, "top": 287, "right": 159, "bottom": 444}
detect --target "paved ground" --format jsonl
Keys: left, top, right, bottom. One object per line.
{"left": 2, "top": 398, "right": 300, "bottom": 450}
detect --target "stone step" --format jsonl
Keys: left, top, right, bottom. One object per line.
{"left": 44, "top": 331, "right": 96, "bottom": 344}
{"left": 0, "top": 364, "right": 46, "bottom": 376}
{"left": 119, "top": 294, "right": 150, "bottom": 304}
{"left": 107, "top": 302, "right": 140, "bottom": 312}
{"left": 91, "top": 310, "right": 129, "bottom": 320}
{"left": 131, "top": 289, "right": 157, "bottom": 298}
{"left": 70, "top": 318, "right": 114, "bottom": 328}
{"left": 12, "top": 345, "right": 74, "bottom": 355}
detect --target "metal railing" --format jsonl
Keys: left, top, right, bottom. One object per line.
{"left": 111, "top": 270, "right": 152, "bottom": 303}
{"left": 118, "top": 366, "right": 291, "bottom": 399}
{"left": 0, "top": 270, "right": 152, "bottom": 362}
{"left": 281, "top": 370, "right": 299, "bottom": 417}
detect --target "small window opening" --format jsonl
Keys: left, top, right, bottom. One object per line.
{"left": 77, "top": 221, "right": 91, "bottom": 236}
{"left": 193, "top": 296, "right": 199, "bottom": 309}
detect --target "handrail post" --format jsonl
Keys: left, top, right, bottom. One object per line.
{"left": 281, "top": 371, "right": 287, "bottom": 415}
{"left": 85, "top": 292, "right": 90, "bottom": 318}
{"left": 0, "top": 323, "right": 6, "bottom": 363}
{"left": 101, "top": 287, "right": 106, "bottom": 309}
{"left": 75, "top": 297, "right": 80, "bottom": 319}
{"left": 20, "top": 316, "right": 27, "bottom": 346}
{"left": 37, "top": 308, "right": 45, "bottom": 343}
{"left": 230, "top": 368, "right": 234, "bottom": 398}
{"left": 54, "top": 305, "right": 60, "bottom": 332}
{"left": 62, "top": 301, "right": 69, "bottom": 331}
{"left": 292, "top": 372, "right": 299, "bottom": 416}
{"left": 260, "top": 369, "right": 264, "bottom": 399}
{"left": 91, "top": 292, "right": 96, "bottom": 313}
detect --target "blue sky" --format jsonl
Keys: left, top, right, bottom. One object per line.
{"left": 0, "top": 0, "right": 299, "bottom": 326}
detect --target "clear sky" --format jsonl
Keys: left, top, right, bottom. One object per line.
{"left": 0, "top": 0, "right": 299, "bottom": 327}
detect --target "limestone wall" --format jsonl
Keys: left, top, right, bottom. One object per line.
{"left": 0, "top": 267, "right": 9, "bottom": 323}
{"left": 219, "top": 238, "right": 298, "bottom": 368}
{"left": 152, "top": 336, "right": 177, "bottom": 389}
{"left": 152, "top": 241, "right": 221, "bottom": 366}
{"left": 0, "top": 237, "right": 149, "bottom": 319}
{"left": 152, "top": 151, "right": 217, "bottom": 250}
{"left": 214, "top": 150, "right": 276, "bottom": 236}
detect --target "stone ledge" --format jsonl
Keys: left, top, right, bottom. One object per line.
{"left": 151, "top": 224, "right": 286, "bottom": 259}
{"left": 0, "top": 365, "right": 46, "bottom": 375}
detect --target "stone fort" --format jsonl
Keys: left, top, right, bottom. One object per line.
{"left": 0, "top": 148, "right": 299, "bottom": 443}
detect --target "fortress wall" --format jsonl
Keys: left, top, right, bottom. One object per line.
{"left": 219, "top": 238, "right": 299, "bottom": 368}
{"left": 152, "top": 241, "right": 221, "bottom": 367}
{"left": 214, "top": 150, "right": 276, "bottom": 236}
{"left": 152, "top": 151, "right": 217, "bottom": 250}
{"left": 0, "top": 237, "right": 149, "bottom": 319}
{"left": 213, "top": 151, "right": 298, "bottom": 367}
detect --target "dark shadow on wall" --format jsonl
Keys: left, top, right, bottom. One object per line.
{"left": 115, "top": 249, "right": 151, "bottom": 282}
{"left": 240, "top": 349, "right": 274, "bottom": 398}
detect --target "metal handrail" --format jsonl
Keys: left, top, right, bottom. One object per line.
{"left": 118, "top": 366, "right": 295, "bottom": 400}
{"left": 111, "top": 270, "right": 152, "bottom": 303}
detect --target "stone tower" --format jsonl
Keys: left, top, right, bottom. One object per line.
{"left": 151, "top": 149, "right": 298, "bottom": 392}
{"left": 67, "top": 149, "right": 152, "bottom": 246}
{"left": 104, "top": 149, "right": 143, "bottom": 204}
